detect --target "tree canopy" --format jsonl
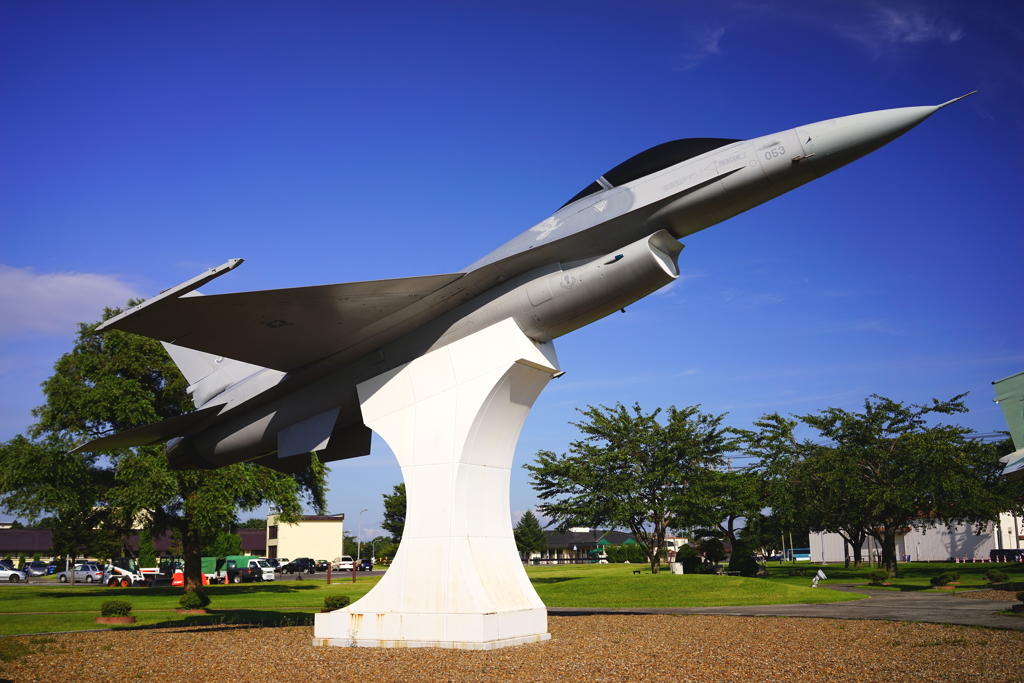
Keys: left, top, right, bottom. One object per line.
{"left": 0, "top": 305, "right": 328, "bottom": 593}
{"left": 381, "top": 483, "right": 406, "bottom": 543}
{"left": 525, "top": 403, "right": 735, "bottom": 573}
{"left": 749, "top": 395, "right": 1024, "bottom": 576}
{"left": 513, "top": 510, "right": 547, "bottom": 557}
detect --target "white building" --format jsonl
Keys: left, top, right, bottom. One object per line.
{"left": 809, "top": 512, "right": 1024, "bottom": 563}
{"left": 266, "top": 513, "right": 345, "bottom": 561}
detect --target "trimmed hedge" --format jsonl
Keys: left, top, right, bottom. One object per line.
{"left": 100, "top": 600, "right": 132, "bottom": 617}
{"left": 323, "top": 595, "right": 352, "bottom": 611}
{"left": 179, "top": 590, "right": 211, "bottom": 610}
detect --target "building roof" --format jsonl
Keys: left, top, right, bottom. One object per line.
{"left": 544, "top": 529, "right": 635, "bottom": 549}
{"left": 0, "top": 529, "right": 52, "bottom": 553}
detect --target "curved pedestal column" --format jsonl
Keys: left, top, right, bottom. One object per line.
{"left": 313, "top": 318, "right": 559, "bottom": 649}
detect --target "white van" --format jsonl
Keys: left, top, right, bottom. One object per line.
{"left": 334, "top": 555, "right": 354, "bottom": 571}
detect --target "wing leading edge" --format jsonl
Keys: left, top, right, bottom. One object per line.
{"left": 98, "top": 260, "right": 465, "bottom": 372}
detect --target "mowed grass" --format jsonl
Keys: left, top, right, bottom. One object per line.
{"left": 524, "top": 563, "right": 863, "bottom": 608}
{"left": 0, "top": 576, "right": 380, "bottom": 636}
{"left": 761, "top": 561, "right": 1024, "bottom": 592}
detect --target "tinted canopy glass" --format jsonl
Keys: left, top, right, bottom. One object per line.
{"left": 562, "top": 137, "right": 741, "bottom": 208}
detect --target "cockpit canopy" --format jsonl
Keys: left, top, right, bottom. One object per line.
{"left": 562, "top": 137, "right": 741, "bottom": 208}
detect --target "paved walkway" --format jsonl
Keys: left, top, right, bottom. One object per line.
{"left": 549, "top": 584, "right": 1024, "bottom": 631}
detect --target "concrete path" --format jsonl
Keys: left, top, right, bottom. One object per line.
{"left": 548, "top": 584, "right": 1024, "bottom": 631}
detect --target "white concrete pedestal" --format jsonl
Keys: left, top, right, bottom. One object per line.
{"left": 313, "top": 319, "right": 558, "bottom": 649}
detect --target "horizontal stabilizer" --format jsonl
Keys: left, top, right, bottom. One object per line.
{"left": 70, "top": 406, "right": 222, "bottom": 453}
{"left": 98, "top": 260, "right": 465, "bottom": 372}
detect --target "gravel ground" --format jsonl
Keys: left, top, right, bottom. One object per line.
{"left": 957, "top": 589, "right": 1022, "bottom": 601}
{"left": 2, "top": 615, "right": 1023, "bottom": 682}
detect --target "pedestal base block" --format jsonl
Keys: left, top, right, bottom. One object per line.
{"left": 312, "top": 319, "right": 558, "bottom": 650}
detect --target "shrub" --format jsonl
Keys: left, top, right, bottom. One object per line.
{"left": 179, "top": 590, "right": 211, "bottom": 610}
{"left": 100, "top": 600, "right": 132, "bottom": 617}
{"left": 1016, "top": 590, "right": 1024, "bottom": 604}
{"left": 930, "top": 571, "right": 959, "bottom": 587}
{"left": 323, "top": 595, "right": 352, "bottom": 611}
{"left": 867, "top": 569, "right": 889, "bottom": 585}
{"left": 985, "top": 569, "right": 1009, "bottom": 583}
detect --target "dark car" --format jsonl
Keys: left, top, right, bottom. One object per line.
{"left": 315, "top": 560, "right": 330, "bottom": 571}
{"left": 280, "top": 557, "right": 317, "bottom": 574}
{"left": 357, "top": 558, "right": 373, "bottom": 571}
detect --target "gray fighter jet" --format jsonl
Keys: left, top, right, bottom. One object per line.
{"left": 76, "top": 94, "right": 975, "bottom": 472}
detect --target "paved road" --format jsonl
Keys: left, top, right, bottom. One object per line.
{"left": 549, "top": 584, "right": 1024, "bottom": 631}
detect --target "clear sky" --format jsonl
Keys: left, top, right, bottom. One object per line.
{"left": 2, "top": 1, "right": 1022, "bottom": 539}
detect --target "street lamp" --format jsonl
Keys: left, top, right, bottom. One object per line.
{"left": 357, "top": 508, "right": 368, "bottom": 564}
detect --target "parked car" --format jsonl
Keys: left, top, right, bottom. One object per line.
{"left": 24, "top": 560, "right": 48, "bottom": 577}
{"left": 262, "top": 558, "right": 281, "bottom": 572}
{"left": 0, "top": 559, "right": 15, "bottom": 570}
{"left": 357, "top": 558, "right": 373, "bottom": 571}
{"left": 333, "top": 556, "right": 354, "bottom": 571}
{"left": 47, "top": 561, "right": 57, "bottom": 574}
{"left": 0, "top": 566, "right": 27, "bottom": 582}
{"left": 315, "top": 560, "right": 330, "bottom": 571}
{"left": 56, "top": 563, "right": 104, "bottom": 583}
{"left": 274, "top": 558, "right": 290, "bottom": 572}
{"left": 279, "top": 557, "right": 317, "bottom": 574}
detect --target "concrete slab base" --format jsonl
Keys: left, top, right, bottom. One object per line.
{"left": 311, "top": 632, "right": 551, "bottom": 650}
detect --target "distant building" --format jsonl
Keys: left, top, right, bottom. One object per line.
{"left": 266, "top": 513, "right": 345, "bottom": 561}
{"left": 809, "top": 512, "right": 1023, "bottom": 563}
{"left": 525, "top": 527, "right": 637, "bottom": 563}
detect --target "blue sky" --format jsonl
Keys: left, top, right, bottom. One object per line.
{"left": 2, "top": 1, "right": 1022, "bottom": 538}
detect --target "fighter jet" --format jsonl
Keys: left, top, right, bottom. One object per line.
{"left": 76, "top": 93, "right": 976, "bottom": 472}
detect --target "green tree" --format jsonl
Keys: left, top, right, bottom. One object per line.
{"left": 704, "top": 469, "right": 762, "bottom": 546}
{"left": 342, "top": 532, "right": 358, "bottom": 558}
{"left": 202, "top": 531, "right": 242, "bottom": 557}
{"left": 799, "top": 394, "right": 1024, "bottom": 577}
{"left": 525, "top": 403, "right": 735, "bottom": 573}
{"left": 513, "top": 510, "right": 547, "bottom": 557}
{"left": 138, "top": 528, "right": 157, "bottom": 568}
{"left": 237, "top": 517, "right": 267, "bottom": 529}
{"left": 738, "top": 512, "right": 785, "bottom": 565}
{"left": 381, "top": 483, "right": 406, "bottom": 543}
{"left": 0, "top": 305, "right": 328, "bottom": 594}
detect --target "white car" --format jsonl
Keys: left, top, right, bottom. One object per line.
{"left": 0, "top": 566, "right": 27, "bottom": 582}
{"left": 57, "top": 563, "right": 104, "bottom": 583}
{"left": 333, "top": 555, "right": 354, "bottom": 571}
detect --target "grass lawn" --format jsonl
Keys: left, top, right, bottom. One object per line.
{"left": 523, "top": 563, "right": 864, "bottom": 608}
{"left": 0, "top": 576, "right": 380, "bottom": 636}
{"left": 0, "top": 563, "right": 868, "bottom": 636}
{"left": 760, "top": 560, "right": 1024, "bottom": 593}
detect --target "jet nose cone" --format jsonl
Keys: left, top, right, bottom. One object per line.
{"left": 795, "top": 94, "right": 974, "bottom": 177}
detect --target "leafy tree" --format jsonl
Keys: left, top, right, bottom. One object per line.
{"left": 138, "top": 528, "right": 157, "bottom": 568}
{"left": 739, "top": 512, "right": 785, "bottom": 565}
{"left": 704, "top": 469, "right": 762, "bottom": 546}
{"left": 366, "top": 535, "right": 398, "bottom": 563}
{"left": 202, "top": 531, "right": 242, "bottom": 557}
{"left": 525, "top": 403, "right": 735, "bottom": 573}
{"left": 237, "top": 517, "right": 267, "bottom": 529}
{"left": 381, "top": 483, "right": 406, "bottom": 543}
{"left": 513, "top": 510, "right": 547, "bottom": 557}
{"left": 0, "top": 305, "right": 328, "bottom": 594}
{"left": 798, "top": 394, "right": 1024, "bottom": 577}
{"left": 8, "top": 521, "right": 24, "bottom": 529}
{"left": 342, "top": 532, "right": 358, "bottom": 558}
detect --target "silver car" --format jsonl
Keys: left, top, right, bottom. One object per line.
{"left": 0, "top": 566, "right": 27, "bottom": 582}
{"left": 24, "top": 560, "right": 48, "bottom": 577}
{"left": 57, "top": 563, "right": 104, "bottom": 583}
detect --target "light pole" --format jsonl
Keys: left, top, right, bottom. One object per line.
{"left": 357, "top": 508, "right": 368, "bottom": 563}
